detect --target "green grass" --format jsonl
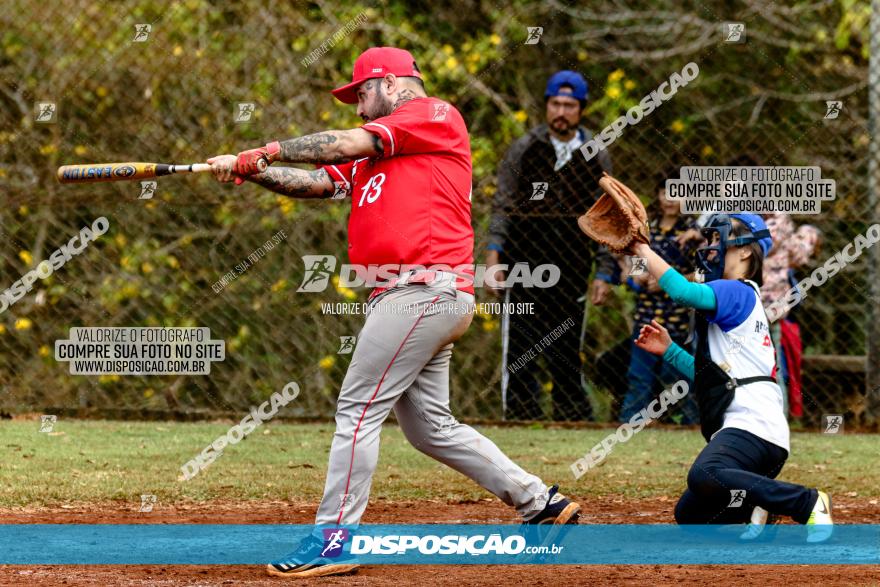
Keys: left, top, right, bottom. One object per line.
{"left": 1, "top": 420, "right": 877, "bottom": 507}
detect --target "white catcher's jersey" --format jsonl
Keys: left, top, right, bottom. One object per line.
{"left": 705, "top": 279, "right": 790, "bottom": 452}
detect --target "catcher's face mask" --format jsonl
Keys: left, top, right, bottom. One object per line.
{"left": 695, "top": 214, "right": 771, "bottom": 282}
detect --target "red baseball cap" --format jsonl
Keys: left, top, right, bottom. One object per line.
{"left": 331, "top": 47, "right": 422, "bottom": 104}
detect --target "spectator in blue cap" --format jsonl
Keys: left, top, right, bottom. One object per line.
{"left": 486, "top": 69, "right": 616, "bottom": 421}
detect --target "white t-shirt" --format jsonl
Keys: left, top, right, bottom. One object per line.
{"left": 549, "top": 131, "right": 584, "bottom": 171}
{"left": 704, "top": 279, "right": 790, "bottom": 452}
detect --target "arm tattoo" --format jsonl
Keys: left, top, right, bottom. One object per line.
{"left": 247, "top": 167, "right": 336, "bottom": 198}
{"left": 279, "top": 132, "right": 350, "bottom": 164}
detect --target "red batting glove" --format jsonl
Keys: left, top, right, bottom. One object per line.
{"left": 232, "top": 141, "right": 281, "bottom": 177}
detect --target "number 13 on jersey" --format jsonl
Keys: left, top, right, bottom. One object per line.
{"left": 358, "top": 173, "right": 386, "bottom": 207}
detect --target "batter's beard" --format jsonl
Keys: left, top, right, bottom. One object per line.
{"left": 364, "top": 94, "right": 394, "bottom": 122}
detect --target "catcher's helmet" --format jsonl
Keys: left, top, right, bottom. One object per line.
{"left": 696, "top": 213, "right": 772, "bottom": 282}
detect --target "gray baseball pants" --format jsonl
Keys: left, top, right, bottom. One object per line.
{"left": 314, "top": 276, "right": 549, "bottom": 526}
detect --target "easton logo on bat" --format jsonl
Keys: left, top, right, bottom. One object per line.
{"left": 57, "top": 162, "right": 211, "bottom": 184}
{"left": 113, "top": 165, "right": 137, "bottom": 178}
{"left": 61, "top": 164, "right": 146, "bottom": 181}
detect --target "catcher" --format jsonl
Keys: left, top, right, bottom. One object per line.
{"left": 579, "top": 175, "right": 833, "bottom": 541}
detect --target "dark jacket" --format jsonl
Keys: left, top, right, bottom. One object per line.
{"left": 488, "top": 124, "right": 616, "bottom": 289}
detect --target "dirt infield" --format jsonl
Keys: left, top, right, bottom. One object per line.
{"left": 2, "top": 496, "right": 879, "bottom": 586}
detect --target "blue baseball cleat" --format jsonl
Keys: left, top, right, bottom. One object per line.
{"left": 266, "top": 533, "right": 359, "bottom": 579}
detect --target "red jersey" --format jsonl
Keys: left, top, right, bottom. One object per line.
{"left": 323, "top": 97, "right": 475, "bottom": 293}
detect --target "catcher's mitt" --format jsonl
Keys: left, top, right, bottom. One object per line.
{"left": 577, "top": 172, "right": 650, "bottom": 254}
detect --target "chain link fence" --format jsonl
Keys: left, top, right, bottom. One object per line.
{"left": 1, "top": 0, "right": 876, "bottom": 426}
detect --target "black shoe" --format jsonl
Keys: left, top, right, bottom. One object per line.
{"left": 526, "top": 485, "right": 581, "bottom": 525}
{"left": 266, "top": 533, "right": 359, "bottom": 578}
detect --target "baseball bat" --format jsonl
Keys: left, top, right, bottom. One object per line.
{"left": 57, "top": 159, "right": 268, "bottom": 184}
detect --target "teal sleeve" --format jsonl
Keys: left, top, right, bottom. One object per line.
{"left": 663, "top": 342, "right": 695, "bottom": 379}
{"left": 657, "top": 268, "right": 717, "bottom": 311}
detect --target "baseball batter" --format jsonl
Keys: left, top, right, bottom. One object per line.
{"left": 207, "top": 47, "right": 580, "bottom": 579}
